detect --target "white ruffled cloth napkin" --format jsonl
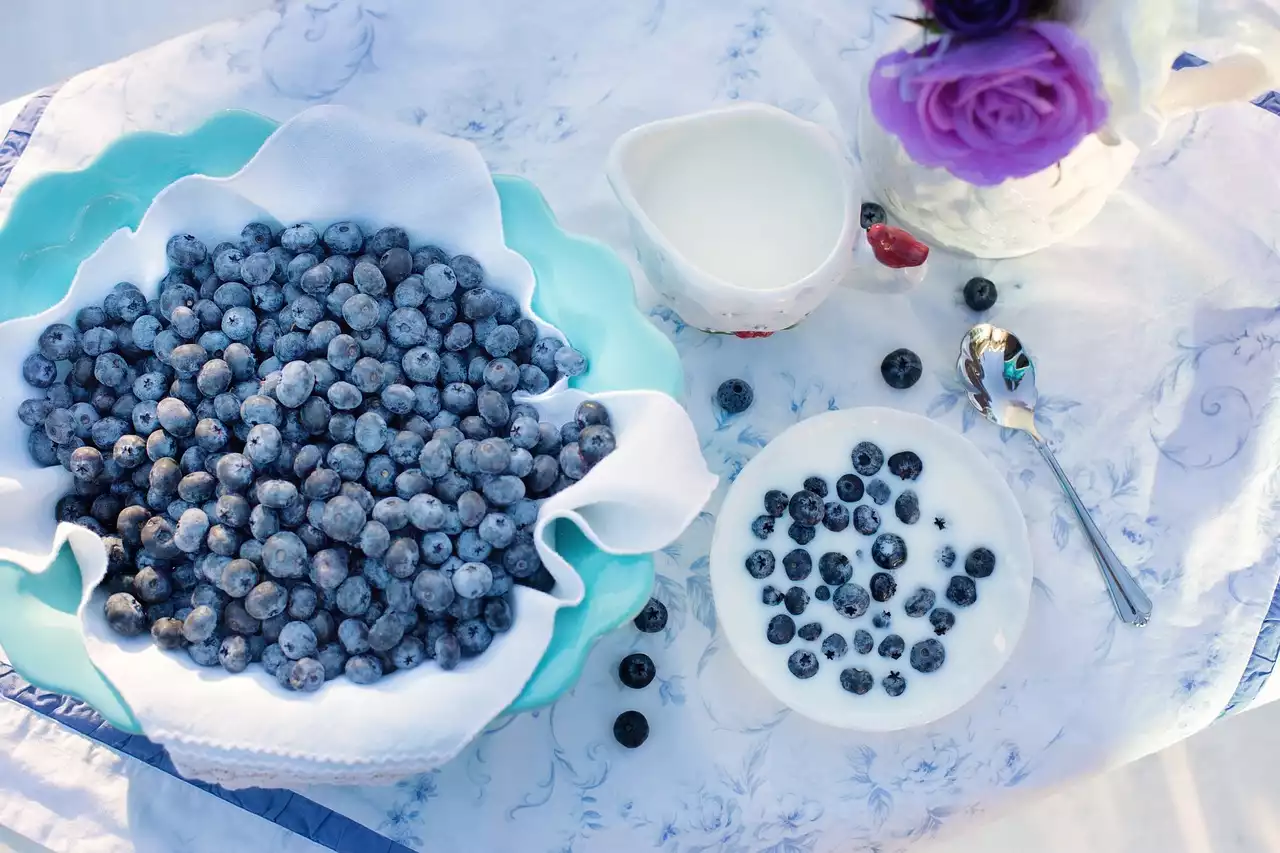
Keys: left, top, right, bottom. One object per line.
{"left": 0, "top": 107, "right": 717, "bottom": 788}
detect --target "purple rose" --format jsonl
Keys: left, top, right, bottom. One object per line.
{"left": 868, "top": 22, "right": 1109, "bottom": 186}
{"left": 924, "top": 0, "right": 1026, "bottom": 37}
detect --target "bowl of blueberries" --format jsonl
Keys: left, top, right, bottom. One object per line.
{"left": 709, "top": 406, "right": 1033, "bottom": 732}
{"left": 0, "top": 106, "right": 713, "bottom": 786}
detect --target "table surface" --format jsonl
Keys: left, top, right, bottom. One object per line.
{"left": 2, "top": 1, "right": 1280, "bottom": 852}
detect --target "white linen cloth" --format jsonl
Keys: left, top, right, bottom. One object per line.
{"left": 0, "top": 0, "right": 1279, "bottom": 849}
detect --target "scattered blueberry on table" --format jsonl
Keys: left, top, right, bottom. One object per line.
{"left": 613, "top": 710, "right": 649, "bottom": 749}
{"left": 880, "top": 348, "right": 922, "bottom": 390}
{"left": 21, "top": 221, "right": 619, "bottom": 691}
{"left": 715, "top": 378, "right": 754, "bottom": 415}
{"left": 633, "top": 597, "right": 669, "bottom": 633}
{"left": 619, "top": 652, "right": 656, "bottom": 689}
{"left": 962, "top": 276, "right": 998, "bottom": 312}
{"left": 859, "top": 202, "right": 887, "bottom": 230}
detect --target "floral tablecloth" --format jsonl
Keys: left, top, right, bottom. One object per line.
{"left": 2, "top": 1, "right": 1280, "bottom": 851}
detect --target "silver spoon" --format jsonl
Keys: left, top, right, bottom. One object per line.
{"left": 957, "top": 324, "right": 1152, "bottom": 627}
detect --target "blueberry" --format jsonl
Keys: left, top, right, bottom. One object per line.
{"left": 342, "top": 293, "right": 380, "bottom": 331}
{"left": 813, "top": 553, "right": 848, "bottom": 587}
{"left": 871, "top": 533, "right": 907, "bottom": 570}
{"left": 188, "top": 638, "right": 222, "bottom": 667}
{"left": 853, "top": 629, "right": 874, "bottom": 654}
{"left": 615, "top": 651, "right": 658, "bottom": 690}
{"left": 840, "top": 667, "right": 875, "bottom": 695}
{"left": 866, "top": 479, "right": 890, "bottom": 505}
{"left": 850, "top": 441, "right": 884, "bottom": 476}
{"left": 860, "top": 202, "right": 886, "bottom": 229}
{"left": 872, "top": 611, "right": 892, "bottom": 630}
{"left": 787, "top": 649, "right": 819, "bottom": 679}
{"left": 929, "top": 608, "right": 956, "bottom": 635}
{"left": 784, "top": 586, "right": 809, "bottom": 616}
{"left": 811, "top": 633, "right": 847, "bottom": 664}
{"left": 38, "top": 323, "right": 81, "bottom": 361}
{"left": 880, "top": 348, "right": 923, "bottom": 390}
{"left": 182, "top": 604, "right": 219, "bottom": 643}
{"left": 633, "top": 597, "right": 668, "bottom": 633}
{"left": 822, "top": 503, "right": 850, "bottom": 533}
{"left": 766, "top": 613, "right": 796, "bottom": 645}
{"left": 452, "top": 561, "right": 493, "bottom": 599}
{"left": 894, "top": 490, "right": 921, "bottom": 525}
{"left": 613, "top": 709, "right": 649, "bottom": 749}
{"left": 714, "top": 378, "right": 753, "bottom": 414}
{"left": 965, "top": 547, "right": 996, "bottom": 579}
{"left": 877, "top": 634, "right": 905, "bottom": 660}
{"left": 104, "top": 593, "right": 147, "bottom": 636}
{"left": 763, "top": 489, "right": 788, "bottom": 517}
{"left": 832, "top": 583, "right": 870, "bottom": 619}
{"left": 787, "top": 523, "right": 816, "bottom": 546}
{"left": 18, "top": 398, "right": 54, "bottom": 427}
{"left": 869, "top": 572, "right": 897, "bottom": 604}
{"left": 900, "top": 588, "right": 935, "bottom": 619}
{"left": 552, "top": 346, "right": 586, "bottom": 378}
{"left": 483, "top": 325, "right": 519, "bottom": 359}
{"left": 908, "top": 638, "right": 946, "bottom": 675}
{"left": 887, "top": 451, "right": 923, "bottom": 481}
{"left": 797, "top": 621, "right": 823, "bottom": 642}
{"left": 81, "top": 327, "right": 119, "bottom": 357}
{"left": 22, "top": 353, "right": 57, "bottom": 388}
{"left": 852, "top": 505, "right": 881, "bottom": 536}
{"left": 762, "top": 585, "right": 784, "bottom": 606}
{"left": 433, "top": 632, "right": 462, "bottom": 670}
{"left": 882, "top": 671, "right": 908, "bottom": 697}
{"left": 484, "top": 597, "right": 513, "bottom": 634}
{"left": 150, "top": 617, "right": 186, "bottom": 650}
{"left": 945, "top": 575, "right": 978, "bottom": 607}
{"left": 782, "top": 549, "right": 812, "bottom": 581}
{"left": 578, "top": 425, "right": 616, "bottom": 467}
{"left": 77, "top": 306, "right": 107, "bottom": 331}
{"left": 937, "top": 545, "right": 957, "bottom": 569}
{"left": 69, "top": 446, "right": 104, "bottom": 481}
{"left": 750, "top": 515, "right": 775, "bottom": 540}
{"left": 963, "top": 276, "right": 998, "bottom": 312}
{"left": 788, "top": 491, "right": 824, "bottom": 526}
{"left": 280, "top": 223, "right": 319, "bottom": 253}
{"left": 345, "top": 654, "right": 384, "bottom": 684}
{"left": 813, "top": 586, "right": 831, "bottom": 603}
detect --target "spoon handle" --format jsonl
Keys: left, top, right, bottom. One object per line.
{"left": 1034, "top": 440, "right": 1153, "bottom": 627}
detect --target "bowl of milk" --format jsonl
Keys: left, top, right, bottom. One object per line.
{"left": 709, "top": 407, "right": 1034, "bottom": 731}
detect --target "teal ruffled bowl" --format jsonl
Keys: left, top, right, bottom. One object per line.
{"left": 0, "top": 111, "right": 682, "bottom": 732}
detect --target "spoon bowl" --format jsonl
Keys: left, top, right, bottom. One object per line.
{"left": 957, "top": 324, "right": 1153, "bottom": 627}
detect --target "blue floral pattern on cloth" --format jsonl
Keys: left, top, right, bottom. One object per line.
{"left": 4, "top": 1, "right": 1280, "bottom": 851}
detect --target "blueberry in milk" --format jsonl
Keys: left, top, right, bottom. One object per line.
{"left": 878, "top": 634, "right": 905, "bottom": 659}
{"left": 965, "top": 547, "right": 996, "bottom": 579}
{"left": 814, "top": 585, "right": 831, "bottom": 602}
{"left": 894, "top": 490, "right": 921, "bottom": 525}
{"left": 882, "top": 671, "right": 908, "bottom": 697}
{"left": 745, "top": 549, "right": 776, "bottom": 579}
{"left": 840, "top": 667, "right": 875, "bottom": 695}
{"left": 869, "top": 572, "right": 897, "bottom": 603}
{"left": 853, "top": 629, "right": 874, "bottom": 654}
{"left": 821, "top": 633, "right": 848, "bottom": 660}
{"left": 871, "top": 533, "right": 907, "bottom": 570}
{"left": 850, "top": 441, "right": 884, "bottom": 476}
{"left": 866, "top": 479, "right": 891, "bottom": 505}
{"left": 936, "top": 545, "right": 957, "bottom": 569}
{"left": 852, "top": 505, "right": 881, "bottom": 536}
{"left": 818, "top": 552, "right": 852, "bottom": 586}
{"left": 788, "top": 649, "right": 820, "bottom": 679}
{"left": 788, "top": 523, "right": 816, "bottom": 546}
{"left": 783, "top": 549, "right": 812, "bottom": 581}
{"left": 910, "top": 638, "right": 946, "bottom": 673}
{"left": 888, "top": 450, "right": 924, "bottom": 480}
{"left": 822, "top": 502, "right": 850, "bottom": 532}
{"left": 797, "top": 622, "right": 823, "bottom": 641}
{"left": 946, "top": 575, "right": 978, "bottom": 607}
{"left": 871, "top": 610, "right": 892, "bottom": 630}
{"left": 832, "top": 582, "right": 870, "bottom": 619}
{"left": 929, "top": 608, "right": 956, "bottom": 635}
{"left": 751, "top": 515, "right": 776, "bottom": 540}
{"left": 788, "top": 490, "right": 824, "bottom": 526}
{"left": 835, "top": 473, "right": 864, "bottom": 502}
{"left": 903, "top": 587, "right": 936, "bottom": 617}
{"left": 767, "top": 614, "right": 796, "bottom": 645}
{"left": 784, "top": 586, "right": 810, "bottom": 616}
{"left": 763, "top": 489, "right": 788, "bottom": 517}
{"left": 762, "top": 585, "right": 784, "bottom": 606}
{"left": 802, "top": 476, "right": 828, "bottom": 497}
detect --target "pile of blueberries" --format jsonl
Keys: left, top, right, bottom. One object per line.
{"left": 18, "top": 220, "right": 619, "bottom": 692}
{"left": 745, "top": 440, "right": 998, "bottom": 698}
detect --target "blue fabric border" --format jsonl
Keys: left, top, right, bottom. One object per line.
{"left": 0, "top": 659, "right": 413, "bottom": 853}
{"left": 0, "top": 84, "right": 60, "bottom": 193}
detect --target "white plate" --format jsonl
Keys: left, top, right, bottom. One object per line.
{"left": 710, "top": 407, "right": 1032, "bottom": 731}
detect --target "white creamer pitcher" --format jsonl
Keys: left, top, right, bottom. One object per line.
{"left": 779, "top": 0, "right": 1280, "bottom": 258}
{"left": 606, "top": 103, "right": 864, "bottom": 335}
